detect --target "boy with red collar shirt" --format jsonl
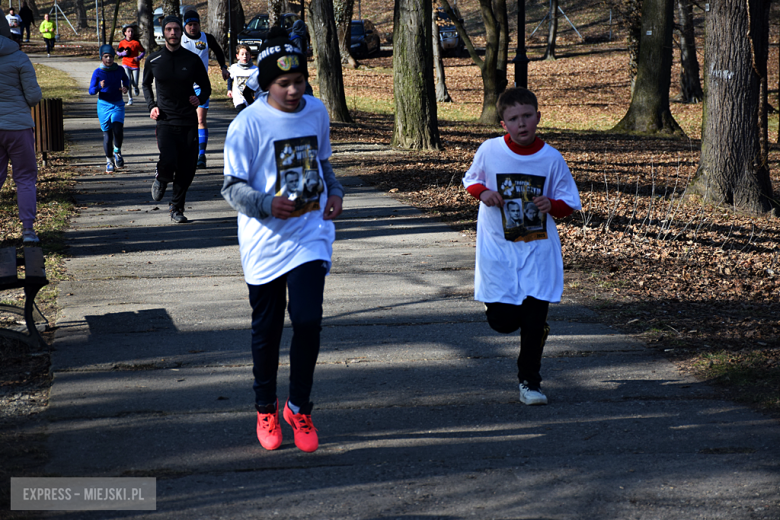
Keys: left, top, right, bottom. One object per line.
{"left": 462, "top": 87, "right": 581, "bottom": 406}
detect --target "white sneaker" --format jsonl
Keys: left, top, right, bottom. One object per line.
{"left": 519, "top": 382, "right": 548, "bottom": 405}
{"left": 127, "top": 98, "right": 133, "bottom": 105}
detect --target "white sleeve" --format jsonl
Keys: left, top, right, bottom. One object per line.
{"left": 462, "top": 142, "right": 488, "bottom": 189}
{"left": 549, "top": 154, "right": 582, "bottom": 211}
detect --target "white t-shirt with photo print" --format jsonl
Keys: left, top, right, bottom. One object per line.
{"left": 463, "top": 136, "right": 581, "bottom": 305}
{"left": 223, "top": 93, "right": 334, "bottom": 285}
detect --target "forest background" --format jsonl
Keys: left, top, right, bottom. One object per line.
{"left": 2, "top": 0, "right": 779, "bottom": 420}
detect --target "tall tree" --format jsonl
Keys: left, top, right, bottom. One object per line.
{"left": 543, "top": 0, "right": 559, "bottom": 60}
{"left": 138, "top": 0, "right": 155, "bottom": 52}
{"left": 162, "top": 0, "right": 180, "bottom": 18}
{"left": 432, "top": 12, "right": 451, "bottom": 102}
{"left": 392, "top": 0, "right": 440, "bottom": 149}
{"left": 309, "top": 0, "right": 352, "bottom": 122}
{"left": 269, "top": 0, "right": 290, "bottom": 26}
{"left": 26, "top": 0, "right": 40, "bottom": 18}
{"left": 691, "top": 0, "right": 773, "bottom": 213}
{"left": 109, "top": 0, "right": 123, "bottom": 45}
{"left": 603, "top": 0, "right": 642, "bottom": 94}
{"left": 675, "top": 0, "right": 702, "bottom": 103}
{"left": 440, "top": 0, "right": 505, "bottom": 124}
{"left": 494, "top": 0, "right": 508, "bottom": 94}
{"left": 334, "top": 0, "right": 358, "bottom": 68}
{"left": 612, "top": 0, "right": 682, "bottom": 135}
{"left": 208, "top": 0, "right": 229, "bottom": 56}
{"left": 75, "top": 0, "right": 89, "bottom": 29}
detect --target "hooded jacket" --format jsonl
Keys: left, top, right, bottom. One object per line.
{"left": 0, "top": 35, "right": 42, "bottom": 130}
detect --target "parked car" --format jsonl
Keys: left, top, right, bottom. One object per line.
{"left": 237, "top": 13, "right": 302, "bottom": 56}
{"left": 349, "top": 19, "right": 380, "bottom": 58}
{"left": 435, "top": 7, "right": 465, "bottom": 56}
{"left": 153, "top": 5, "right": 195, "bottom": 46}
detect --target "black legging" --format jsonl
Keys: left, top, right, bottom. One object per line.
{"left": 102, "top": 122, "right": 124, "bottom": 157}
{"left": 485, "top": 297, "right": 550, "bottom": 388}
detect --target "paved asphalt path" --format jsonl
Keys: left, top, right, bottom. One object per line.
{"left": 20, "top": 53, "right": 780, "bottom": 519}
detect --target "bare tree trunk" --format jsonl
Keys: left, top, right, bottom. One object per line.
{"left": 75, "top": 0, "right": 89, "bottom": 29}
{"left": 432, "top": 13, "right": 451, "bottom": 102}
{"left": 138, "top": 0, "right": 155, "bottom": 52}
{"left": 691, "top": 0, "right": 773, "bottom": 213}
{"left": 603, "top": 0, "right": 642, "bottom": 95}
{"left": 208, "top": 0, "right": 229, "bottom": 56}
{"left": 612, "top": 0, "right": 682, "bottom": 135}
{"left": 392, "top": 0, "right": 440, "bottom": 149}
{"left": 269, "top": 0, "right": 290, "bottom": 26}
{"left": 675, "top": 0, "right": 702, "bottom": 103}
{"left": 27, "top": 0, "right": 40, "bottom": 18}
{"left": 494, "top": 0, "right": 508, "bottom": 94}
{"left": 543, "top": 0, "right": 558, "bottom": 60}
{"left": 309, "top": 0, "right": 353, "bottom": 122}
{"left": 230, "top": 0, "right": 246, "bottom": 59}
{"left": 440, "top": 0, "right": 500, "bottom": 124}
{"left": 334, "top": 0, "right": 358, "bottom": 67}
{"left": 109, "top": 0, "right": 122, "bottom": 45}
{"left": 162, "top": 0, "right": 180, "bottom": 18}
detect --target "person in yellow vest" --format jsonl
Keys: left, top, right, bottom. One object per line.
{"left": 39, "top": 13, "right": 55, "bottom": 57}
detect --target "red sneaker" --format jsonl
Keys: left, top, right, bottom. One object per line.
{"left": 283, "top": 400, "right": 318, "bottom": 453}
{"left": 256, "top": 401, "right": 282, "bottom": 451}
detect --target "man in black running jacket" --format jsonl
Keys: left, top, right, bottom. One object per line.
{"left": 142, "top": 14, "right": 211, "bottom": 223}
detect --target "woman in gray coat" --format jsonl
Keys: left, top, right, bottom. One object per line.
{"left": 0, "top": 16, "right": 42, "bottom": 244}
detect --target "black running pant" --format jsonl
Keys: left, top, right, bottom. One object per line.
{"left": 485, "top": 297, "right": 550, "bottom": 388}
{"left": 248, "top": 261, "right": 327, "bottom": 409}
{"left": 155, "top": 124, "right": 198, "bottom": 210}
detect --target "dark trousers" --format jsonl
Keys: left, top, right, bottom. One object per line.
{"left": 44, "top": 37, "right": 54, "bottom": 53}
{"left": 485, "top": 297, "right": 550, "bottom": 388}
{"left": 248, "top": 260, "right": 327, "bottom": 409}
{"left": 102, "top": 122, "right": 124, "bottom": 157}
{"left": 154, "top": 124, "right": 198, "bottom": 210}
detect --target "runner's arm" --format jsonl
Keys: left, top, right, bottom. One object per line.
{"left": 221, "top": 176, "right": 273, "bottom": 220}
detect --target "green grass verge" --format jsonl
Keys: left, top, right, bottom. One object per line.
{"left": 33, "top": 64, "right": 80, "bottom": 101}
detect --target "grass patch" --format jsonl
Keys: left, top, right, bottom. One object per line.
{"left": 690, "top": 350, "right": 780, "bottom": 411}
{"left": 33, "top": 64, "right": 79, "bottom": 101}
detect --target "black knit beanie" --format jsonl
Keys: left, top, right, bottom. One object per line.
{"left": 161, "top": 15, "right": 182, "bottom": 31}
{"left": 183, "top": 10, "right": 199, "bottom": 25}
{"left": 256, "top": 26, "right": 305, "bottom": 91}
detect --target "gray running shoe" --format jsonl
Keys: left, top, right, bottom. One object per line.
{"left": 151, "top": 179, "right": 167, "bottom": 201}
{"left": 170, "top": 205, "right": 188, "bottom": 223}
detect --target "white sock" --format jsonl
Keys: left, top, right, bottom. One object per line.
{"left": 288, "top": 401, "right": 300, "bottom": 414}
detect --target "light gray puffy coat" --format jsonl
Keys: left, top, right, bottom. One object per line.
{"left": 0, "top": 35, "right": 42, "bottom": 131}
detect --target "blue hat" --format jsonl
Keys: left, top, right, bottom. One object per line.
{"left": 99, "top": 44, "right": 115, "bottom": 57}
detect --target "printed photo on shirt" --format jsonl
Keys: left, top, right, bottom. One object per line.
{"left": 497, "top": 173, "right": 548, "bottom": 243}
{"left": 274, "top": 136, "right": 324, "bottom": 217}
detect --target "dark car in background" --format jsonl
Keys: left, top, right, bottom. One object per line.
{"left": 237, "top": 13, "right": 301, "bottom": 56}
{"left": 350, "top": 19, "right": 380, "bottom": 58}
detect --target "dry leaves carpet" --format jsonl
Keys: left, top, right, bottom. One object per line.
{"left": 330, "top": 46, "right": 780, "bottom": 415}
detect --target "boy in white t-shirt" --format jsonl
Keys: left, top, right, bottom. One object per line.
{"left": 222, "top": 27, "right": 344, "bottom": 453}
{"left": 226, "top": 44, "right": 257, "bottom": 113}
{"left": 462, "top": 87, "right": 581, "bottom": 406}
